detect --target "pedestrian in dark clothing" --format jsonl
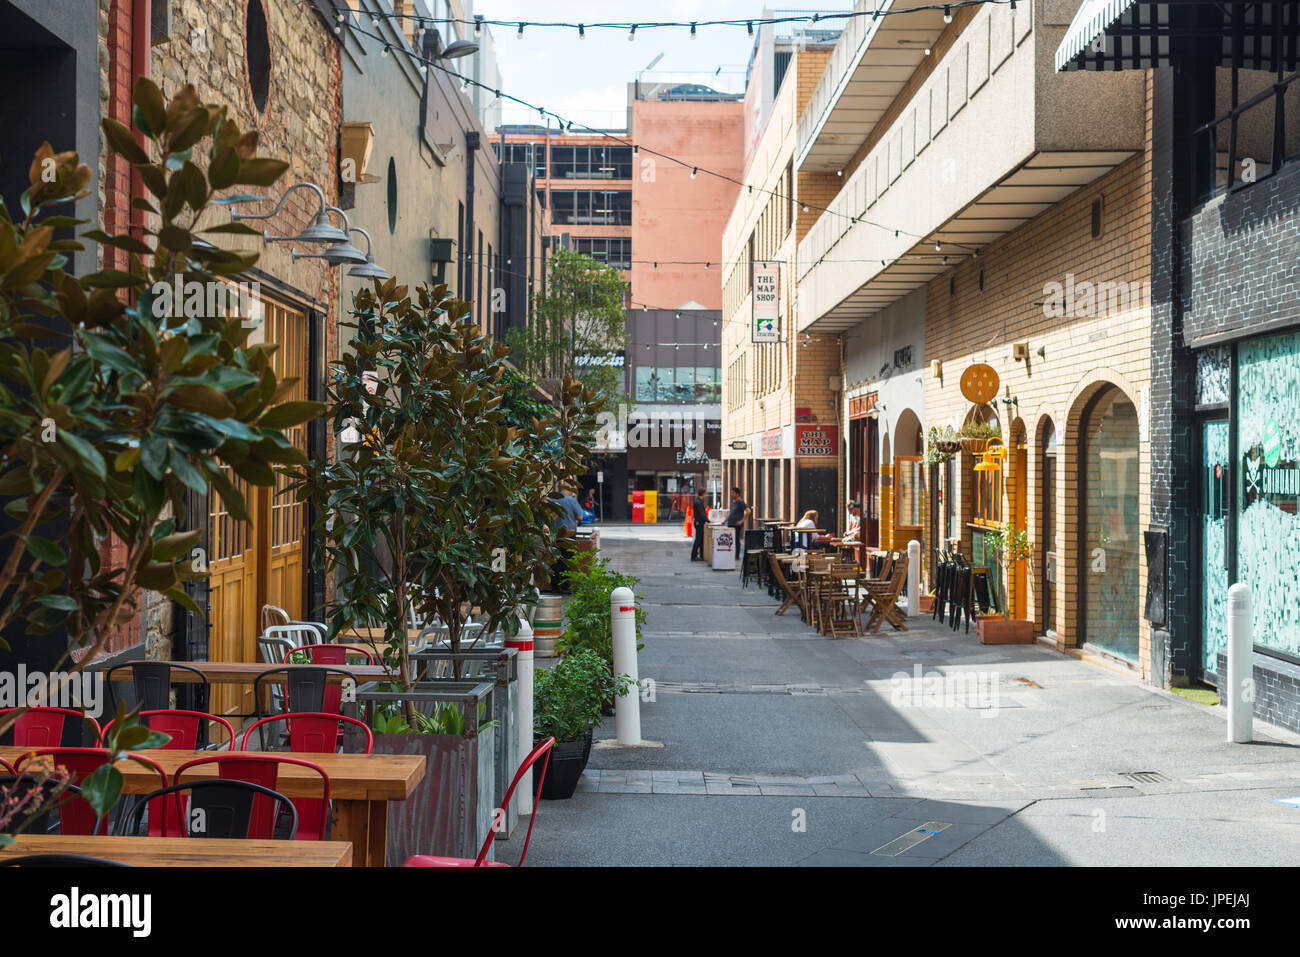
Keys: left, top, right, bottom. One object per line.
{"left": 727, "top": 487, "right": 749, "bottom": 558}
{"left": 690, "top": 490, "right": 709, "bottom": 561}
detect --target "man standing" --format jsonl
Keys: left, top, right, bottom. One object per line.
{"left": 551, "top": 486, "right": 585, "bottom": 593}
{"left": 727, "top": 486, "right": 750, "bottom": 559}
{"left": 690, "top": 488, "right": 709, "bottom": 561}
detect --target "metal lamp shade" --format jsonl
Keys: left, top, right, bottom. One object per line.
{"left": 299, "top": 213, "right": 351, "bottom": 244}
{"left": 319, "top": 239, "right": 368, "bottom": 265}
{"left": 348, "top": 257, "right": 390, "bottom": 279}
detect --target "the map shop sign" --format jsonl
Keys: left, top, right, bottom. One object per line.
{"left": 752, "top": 263, "right": 780, "bottom": 342}
{"left": 795, "top": 424, "right": 838, "bottom": 458}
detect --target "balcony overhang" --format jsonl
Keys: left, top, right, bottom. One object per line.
{"left": 797, "top": 1, "right": 949, "bottom": 173}
{"left": 799, "top": 149, "right": 1135, "bottom": 333}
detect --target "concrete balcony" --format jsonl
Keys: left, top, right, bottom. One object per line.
{"left": 796, "top": 0, "right": 1145, "bottom": 333}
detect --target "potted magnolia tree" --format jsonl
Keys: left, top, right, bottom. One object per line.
{"left": 301, "top": 278, "right": 601, "bottom": 861}
{"left": 533, "top": 650, "right": 634, "bottom": 799}
{"left": 0, "top": 78, "right": 321, "bottom": 825}
{"left": 976, "top": 522, "right": 1035, "bottom": 644}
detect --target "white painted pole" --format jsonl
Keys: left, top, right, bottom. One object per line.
{"left": 1226, "top": 583, "right": 1253, "bottom": 744}
{"left": 907, "top": 539, "right": 921, "bottom": 617}
{"left": 611, "top": 586, "right": 641, "bottom": 745}
{"left": 506, "top": 618, "right": 535, "bottom": 815}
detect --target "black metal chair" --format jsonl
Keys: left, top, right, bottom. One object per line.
{"left": 253, "top": 665, "right": 358, "bottom": 720}
{"left": 117, "top": 779, "right": 298, "bottom": 840}
{"left": 104, "top": 661, "right": 211, "bottom": 723}
{"left": 741, "top": 530, "right": 768, "bottom": 589}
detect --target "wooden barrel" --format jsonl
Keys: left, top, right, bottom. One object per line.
{"left": 531, "top": 594, "right": 564, "bottom": 658}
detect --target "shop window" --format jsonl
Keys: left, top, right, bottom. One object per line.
{"left": 1237, "top": 330, "right": 1300, "bottom": 659}
{"left": 895, "top": 457, "right": 924, "bottom": 535}
{"left": 635, "top": 366, "right": 656, "bottom": 402}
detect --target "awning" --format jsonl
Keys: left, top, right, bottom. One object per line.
{"left": 1055, "top": 0, "right": 1155, "bottom": 72}
{"left": 1056, "top": 1, "right": 1300, "bottom": 73}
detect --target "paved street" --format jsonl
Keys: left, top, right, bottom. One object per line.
{"left": 528, "top": 523, "right": 1300, "bottom": 866}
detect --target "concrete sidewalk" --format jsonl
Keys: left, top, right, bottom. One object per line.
{"left": 525, "top": 523, "right": 1300, "bottom": 866}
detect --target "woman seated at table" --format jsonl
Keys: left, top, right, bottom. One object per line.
{"left": 795, "top": 510, "right": 826, "bottom": 550}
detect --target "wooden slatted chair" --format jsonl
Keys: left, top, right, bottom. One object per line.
{"left": 768, "top": 553, "right": 805, "bottom": 618}
{"left": 822, "top": 563, "right": 862, "bottom": 639}
{"left": 862, "top": 556, "right": 909, "bottom": 634}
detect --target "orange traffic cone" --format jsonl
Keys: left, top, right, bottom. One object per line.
{"left": 684, "top": 505, "right": 693, "bottom": 537}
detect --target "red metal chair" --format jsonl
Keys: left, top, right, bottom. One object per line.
{"left": 174, "top": 753, "right": 332, "bottom": 841}
{"left": 239, "top": 712, "right": 373, "bottom": 754}
{"left": 403, "top": 736, "right": 554, "bottom": 868}
{"left": 103, "top": 709, "right": 235, "bottom": 751}
{"left": 283, "top": 644, "right": 376, "bottom": 665}
{"left": 15, "top": 748, "right": 167, "bottom": 835}
{"left": 0, "top": 707, "right": 101, "bottom": 748}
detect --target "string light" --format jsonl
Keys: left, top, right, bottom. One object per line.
{"left": 944, "top": 5, "right": 953, "bottom": 23}
{"left": 690, "top": 22, "right": 697, "bottom": 40}
{"left": 517, "top": 23, "right": 524, "bottom": 38}
{"left": 579, "top": 23, "right": 585, "bottom": 39}
{"left": 628, "top": 24, "right": 636, "bottom": 40}
{"left": 474, "top": 14, "right": 483, "bottom": 37}
{"left": 348, "top": 20, "right": 980, "bottom": 257}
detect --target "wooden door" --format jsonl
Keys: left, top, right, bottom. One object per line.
{"left": 204, "top": 296, "right": 309, "bottom": 726}
{"left": 264, "top": 299, "right": 308, "bottom": 618}
{"left": 207, "top": 468, "right": 258, "bottom": 723}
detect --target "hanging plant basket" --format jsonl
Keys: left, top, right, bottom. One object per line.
{"left": 936, "top": 440, "right": 962, "bottom": 454}
{"left": 961, "top": 436, "right": 989, "bottom": 454}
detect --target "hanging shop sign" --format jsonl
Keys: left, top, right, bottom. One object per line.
{"left": 729, "top": 439, "right": 749, "bottom": 451}
{"left": 752, "top": 263, "right": 780, "bottom": 342}
{"left": 795, "top": 424, "right": 838, "bottom": 457}
{"left": 959, "top": 363, "right": 1000, "bottom": 405}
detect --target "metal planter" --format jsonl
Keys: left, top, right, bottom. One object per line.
{"left": 410, "top": 648, "right": 520, "bottom": 837}
{"left": 351, "top": 681, "right": 496, "bottom": 865}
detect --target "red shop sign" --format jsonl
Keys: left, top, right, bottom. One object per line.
{"left": 795, "top": 424, "right": 838, "bottom": 457}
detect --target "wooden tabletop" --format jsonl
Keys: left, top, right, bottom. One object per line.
{"left": 94, "top": 661, "right": 392, "bottom": 684}
{"left": 1, "top": 748, "right": 424, "bottom": 802}
{"left": 0, "top": 834, "right": 353, "bottom": 867}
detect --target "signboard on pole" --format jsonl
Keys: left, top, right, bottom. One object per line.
{"left": 752, "top": 263, "right": 780, "bottom": 342}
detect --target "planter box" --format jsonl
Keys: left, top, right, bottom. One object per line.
{"left": 977, "top": 616, "right": 1035, "bottom": 644}
{"left": 538, "top": 728, "right": 592, "bottom": 800}
{"left": 919, "top": 594, "right": 936, "bottom": 613}
{"left": 351, "top": 681, "right": 496, "bottom": 865}
{"left": 960, "top": 437, "right": 990, "bottom": 453}
{"left": 410, "top": 648, "right": 519, "bottom": 838}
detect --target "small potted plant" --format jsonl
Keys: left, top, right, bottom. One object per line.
{"left": 976, "top": 522, "right": 1035, "bottom": 644}
{"left": 533, "top": 650, "right": 635, "bottom": 800}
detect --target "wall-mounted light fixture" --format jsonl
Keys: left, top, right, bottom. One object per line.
{"left": 343, "top": 227, "right": 390, "bottom": 279}
{"left": 287, "top": 205, "right": 368, "bottom": 265}
{"left": 229, "top": 181, "right": 350, "bottom": 247}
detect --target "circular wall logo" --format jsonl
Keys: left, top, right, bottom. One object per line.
{"left": 1262, "top": 417, "right": 1282, "bottom": 468}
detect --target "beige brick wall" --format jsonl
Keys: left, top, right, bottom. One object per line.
{"left": 923, "top": 73, "right": 1155, "bottom": 677}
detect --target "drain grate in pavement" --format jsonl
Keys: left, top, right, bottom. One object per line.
{"left": 1118, "top": 771, "right": 1171, "bottom": 784}
{"left": 871, "top": 822, "right": 951, "bottom": 856}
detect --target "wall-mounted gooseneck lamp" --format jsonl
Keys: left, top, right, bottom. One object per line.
{"left": 289, "top": 206, "right": 368, "bottom": 266}
{"left": 229, "top": 181, "right": 349, "bottom": 246}
{"left": 342, "top": 228, "right": 390, "bottom": 279}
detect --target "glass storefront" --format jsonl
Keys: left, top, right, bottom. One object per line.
{"left": 1236, "top": 331, "right": 1300, "bottom": 659}
{"left": 1081, "top": 388, "right": 1140, "bottom": 660}
{"left": 1201, "top": 419, "right": 1230, "bottom": 678}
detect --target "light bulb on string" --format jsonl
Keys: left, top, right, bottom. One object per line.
{"left": 629, "top": 25, "right": 636, "bottom": 41}
{"left": 517, "top": 23, "right": 524, "bottom": 39}
{"left": 579, "top": 24, "right": 585, "bottom": 39}
{"left": 690, "top": 23, "right": 697, "bottom": 40}
{"left": 691, "top": 167, "right": 697, "bottom": 179}
{"left": 944, "top": 6, "right": 952, "bottom": 24}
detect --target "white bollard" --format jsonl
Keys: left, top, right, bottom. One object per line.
{"left": 907, "top": 539, "right": 921, "bottom": 617}
{"left": 1226, "top": 583, "right": 1253, "bottom": 744}
{"left": 611, "top": 586, "right": 641, "bottom": 745}
{"left": 506, "top": 618, "right": 535, "bottom": 815}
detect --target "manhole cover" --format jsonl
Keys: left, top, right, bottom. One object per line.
{"left": 1118, "top": 771, "right": 1171, "bottom": 784}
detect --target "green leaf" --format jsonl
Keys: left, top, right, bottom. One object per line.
{"left": 80, "top": 763, "right": 123, "bottom": 820}
{"left": 22, "top": 536, "right": 67, "bottom": 567}
{"left": 57, "top": 429, "right": 107, "bottom": 480}
{"left": 34, "top": 593, "right": 77, "bottom": 611}
{"left": 208, "top": 147, "right": 240, "bottom": 190}
{"left": 154, "top": 528, "right": 202, "bottom": 562}
{"left": 259, "top": 400, "right": 325, "bottom": 430}
{"left": 169, "top": 384, "right": 236, "bottom": 417}
{"left": 235, "top": 158, "right": 290, "bottom": 187}
{"left": 101, "top": 118, "right": 150, "bottom": 165}
{"left": 133, "top": 77, "right": 167, "bottom": 138}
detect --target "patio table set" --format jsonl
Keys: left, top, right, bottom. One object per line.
{"left": 0, "top": 605, "right": 554, "bottom": 868}
{"left": 741, "top": 524, "right": 909, "bottom": 638}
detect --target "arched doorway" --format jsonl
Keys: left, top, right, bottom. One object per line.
{"left": 1038, "top": 417, "right": 1058, "bottom": 637}
{"left": 1078, "top": 386, "right": 1140, "bottom": 660}
{"left": 894, "top": 409, "right": 924, "bottom": 550}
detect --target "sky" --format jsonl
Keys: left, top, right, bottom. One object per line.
{"left": 471, "top": 2, "right": 794, "bottom": 129}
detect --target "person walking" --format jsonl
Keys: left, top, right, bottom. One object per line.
{"left": 727, "top": 486, "right": 750, "bottom": 559}
{"left": 690, "top": 488, "right": 709, "bottom": 561}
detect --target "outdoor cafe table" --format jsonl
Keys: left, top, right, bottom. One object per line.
{"left": 0, "top": 747, "right": 424, "bottom": 868}
{"left": 0, "top": 833, "right": 354, "bottom": 866}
